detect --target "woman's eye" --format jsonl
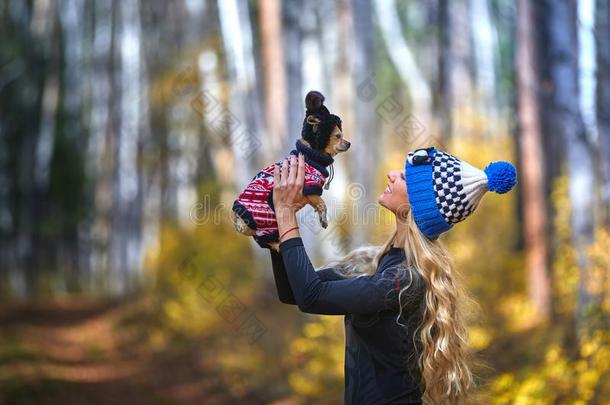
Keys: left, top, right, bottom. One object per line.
{"left": 400, "top": 173, "right": 405, "bottom": 180}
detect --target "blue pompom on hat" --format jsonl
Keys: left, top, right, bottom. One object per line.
{"left": 404, "top": 147, "right": 517, "bottom": 240}
{"left": 484, "top": 161, "right": 517, "bottom": 194}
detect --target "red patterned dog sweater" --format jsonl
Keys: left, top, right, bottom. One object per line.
{"left": 232, "top": 140, "right": 334, "bottom": 248}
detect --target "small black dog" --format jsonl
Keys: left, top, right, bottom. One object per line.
{"left": 232, "top": 91, "right": 350, "bottom": 250}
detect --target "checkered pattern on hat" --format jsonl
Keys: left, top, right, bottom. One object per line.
{"left": 431, "top": 151, "right": 474, "bottom": 223}
{"left": 406, "top": 149, "right": 476, "bottom": 225}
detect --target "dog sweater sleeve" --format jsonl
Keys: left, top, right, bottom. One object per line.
{"left": 302, "top": 163, "right": 326, "bottom": 196}
{"left": 278, "top": 237, "right": 415, "bottom": 315}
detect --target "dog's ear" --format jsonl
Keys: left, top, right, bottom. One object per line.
{"left": 305, "top": 91, "right": 325, "bottom": 112}
{"left": 306, "top": 115, "right": 321, "bottom": 132}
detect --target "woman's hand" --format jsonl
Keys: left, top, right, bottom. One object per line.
{"left": 273, "top": 154, "right": 307, "bottom": 242}
{"left": 273, "top": 153, "right": 308, "bottom": 215}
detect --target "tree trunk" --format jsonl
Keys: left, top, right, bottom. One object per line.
{"left": 374, "top": 0, "right": 433, "bottom": 139}
{"left": 108, "top": 0, "right": 145, "bottom": 294}
{"left": 437, "top": 0, "right": 452, "bottom": 141}
{"left": 259, "top": 0, "right": 286, "bottom": 159}
{"left": 107, "top": 0, "right": 123, "bottom": 294}
{"left": 548, "top": 0, "right": 597, "bottom": 332}
{"left": 351, "top": 0, "right": 377, "bottom": 248}
{"left": 282, "top": 0, "right": 303, "bottom": 152}
{"left": 88, "top": 0, "right": 114, "bottom": 292}
{"left": 596, "top": 0, "right": 610, "bottom": 225}
{"left": 449, "top": 0, "right": 474, "bottom": 138}
{"left": 58, "top": 0, "right": 85, "bottom": 292}
{"left": 516, "top": 0, "right": 552, "bottom": 320}
{"left": 531, "top": 1, "right": 566, "bottom": 323}
{"left": 217, "top": 0, "right": 270, "bottom": 274}
{"left": 217, "top": 0, "right": 263, "bottom": 179}
{"left": 470, "top": 0, "right": 498, "bottom": 127}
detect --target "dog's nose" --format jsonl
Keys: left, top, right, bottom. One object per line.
{"left": 344, "top": 141, "right": 351, "bottom": 149}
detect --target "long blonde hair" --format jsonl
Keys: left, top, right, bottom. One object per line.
{"left": 321, "top": 208, "right": 475, "bottom": 404}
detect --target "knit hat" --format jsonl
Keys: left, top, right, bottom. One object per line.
{"left": 301, "top": 91, "right": 342, "bottom": 150}
{"left": 404, "top": 147, "right": 517, "bottom": 240}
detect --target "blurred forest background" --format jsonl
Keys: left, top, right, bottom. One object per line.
{"left": 0, "top": 0, "right": 609, "bottom": 404}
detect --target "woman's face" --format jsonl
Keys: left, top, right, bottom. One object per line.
{"left": 378, "top": 170, "right": 410, "bottom": 216}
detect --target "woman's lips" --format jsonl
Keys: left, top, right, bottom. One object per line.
{"left": 384, "top": 184, "right": 392, "bottom": 194}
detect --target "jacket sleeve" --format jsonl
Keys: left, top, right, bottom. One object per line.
{"left": 278, "top": 237, "right": 411, "bottom": 315}
{"left": 270, "top": 249, "right": 345, "bottom": 305}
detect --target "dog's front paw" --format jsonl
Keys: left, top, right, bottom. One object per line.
{"left": 319, "top": 213, "right": 328, "bottom": 229}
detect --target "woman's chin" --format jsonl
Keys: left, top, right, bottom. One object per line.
{"left": 377, "top": 194, "right": 388, "bottom": 208}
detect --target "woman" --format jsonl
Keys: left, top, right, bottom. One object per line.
{"left": 270, "top": 146, "right": 517, "bottom": 404}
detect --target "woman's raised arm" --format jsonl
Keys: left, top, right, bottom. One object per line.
{"left": 278, "top": 237, "right": 412, "bottom": 315}
{"left": 270, "top": 155, "right": 414, "bottom": 315}
{"left": 270, "top": 249, "right": 346, "bottom": 305}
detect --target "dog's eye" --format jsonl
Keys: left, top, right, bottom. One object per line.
{"left": 335, "top": 134, "right": 341, "bottom": 138}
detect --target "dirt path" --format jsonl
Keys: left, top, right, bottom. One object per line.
{"left": 0, "top": 299, "right": 239, "bottom": 405}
